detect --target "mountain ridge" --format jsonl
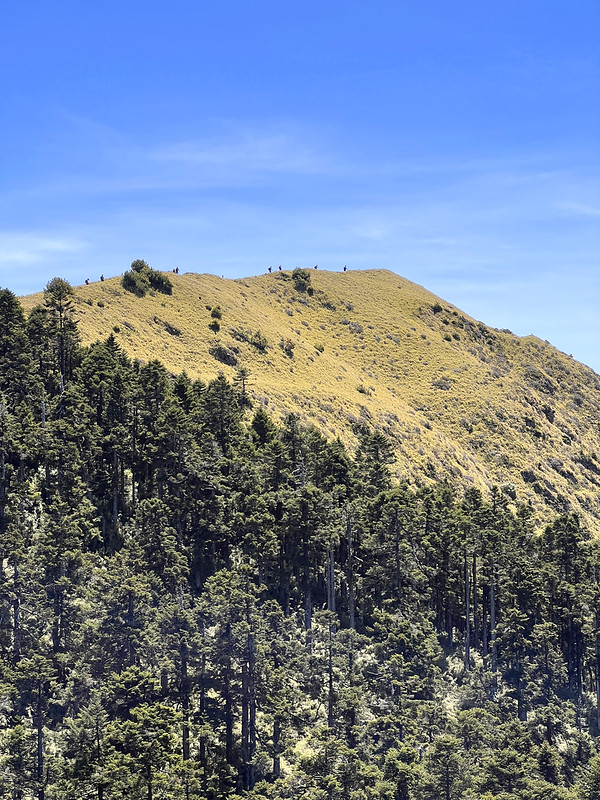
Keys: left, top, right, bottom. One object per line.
{"left": 21, "top": 268, "right": 600, "bottom": 533}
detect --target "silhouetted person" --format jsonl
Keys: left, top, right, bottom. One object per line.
{"left": 314, "top": 264, "right": 318, "bottom": 269}
{"left": 278, "top": 265, "right": 282, "bottom": 271}
{"left": 100, "top": 274, "right": 104, "bottom": 281}
{"left": 85, "top": 278, "right": 89, "bottom": 285}
{"left": 175, "top": 267, "right": 179, "bottom": 274}
{"left": 343, "top": 265, "right": 347, "bottom": 272}
{"left": 268, "top": 266, "right": 272, "bottom": 273}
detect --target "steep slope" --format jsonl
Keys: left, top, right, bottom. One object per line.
{"left": 22, "top": 269, "right": 600, "bottom": 532}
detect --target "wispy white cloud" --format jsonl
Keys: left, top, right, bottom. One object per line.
{"left": 0, "top": 232, "right": 86, "bottom": 267}
{"left": 4, "top": 120, "right": 333, "bottom": 199}
{"left": 150, "top": 129, "right": 325, "bottom": 176}
{"left": 56, "top": 109, "right": 327, "bottom": 177}
{"left": 557, "top": 202, "right": 600, "bottom": 218}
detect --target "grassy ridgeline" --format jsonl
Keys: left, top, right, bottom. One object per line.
{"left": 22, "top": 268, "right": 600, "bottom": 534}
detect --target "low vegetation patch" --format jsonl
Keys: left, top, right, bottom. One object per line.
{"left": 153, "top": 316, "right": 181, "bottom": 336}
{"left": 292, "top": 268, "right": 313, "bottom": 295}
{"left": 229, "top": 327, "right": 268, "bottom": 351}
{"left": 209, "top": 341, "right": 238, "bottom": 366}
{"left": 280, "top": 338, "right": 295, "bottom": 358}
{"left": 122, "top": 259, "right": 173, "bottom": 297}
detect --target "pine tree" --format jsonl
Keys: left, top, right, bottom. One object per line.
{"left": 0, "top": 289, "right": 39, "bottom": 409}
{"left": 43, "top": 277, "right": 80, "bottom": 384}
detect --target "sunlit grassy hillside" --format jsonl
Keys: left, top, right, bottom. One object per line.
{"left": 23, "top": 269, "right": 600, "bottom": 533}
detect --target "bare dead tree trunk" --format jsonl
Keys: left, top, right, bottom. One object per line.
{"left": 464, "top": 550, "right": 471, "bottom": 671}
{"left": 490, "top": 561, "right": 498, "bottom": 696}
{"left": 327, "top": 543, "right": 336, "bottom": 615}
{"left": 37, "top": 680, "right": 44, "bottom": 800}
{"left": 328, "top": 623, "right": 334, "bottom": 729}
{"left": 347, "top": 510, "right": 355, "bottom": 630}
{"left": 472, "top": 551, "right": 478, "bottom": 652}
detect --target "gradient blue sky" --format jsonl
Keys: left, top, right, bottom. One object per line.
{"left": 1, "top": 1, "right": 599, "bottom": 370}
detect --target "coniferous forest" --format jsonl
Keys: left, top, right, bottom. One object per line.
{"left": 3, "top": 278, "right": 600, "bottom": 800}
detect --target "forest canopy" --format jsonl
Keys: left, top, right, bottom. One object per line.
{"left": 1, "top": 280, "right": 600, "bottom": 799}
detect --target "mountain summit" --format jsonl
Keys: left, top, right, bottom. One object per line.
{"left": 23, "top": 268, "right": 600, "bottom": 532}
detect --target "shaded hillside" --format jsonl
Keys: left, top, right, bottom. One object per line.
{"left": 23, "top": 268, "right": 600, "bottom": 532}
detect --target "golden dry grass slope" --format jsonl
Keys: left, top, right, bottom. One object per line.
{"left": 23, "top": 269, "right": 600, "bottom": 533}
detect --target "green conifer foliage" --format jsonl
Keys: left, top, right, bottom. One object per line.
{"left": 43, "top": 277, "right": 80, "bottom": 382}
{"left": 2, "top": 286, "right": 600, "bottom": 799}
{"left": 0, "top": 289, "right": 39, "bottom": 409}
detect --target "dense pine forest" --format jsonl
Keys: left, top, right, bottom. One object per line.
{"left": 2, "top": 277, "right": 600, "bottom": 800}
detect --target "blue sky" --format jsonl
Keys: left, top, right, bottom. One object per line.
{"left": 1, "top": 1, "right": 599, "bottom": 370}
